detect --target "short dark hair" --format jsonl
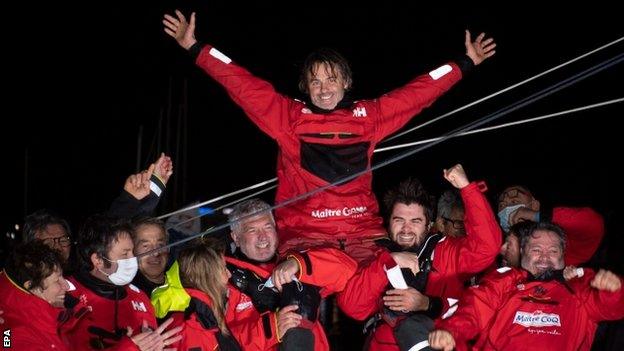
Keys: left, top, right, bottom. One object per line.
{"left": 520, "top": 221, "right": 567, "bottom": 252}
{"left": 383, "top": 178, "right": 435, "bottom": 224}
{"left": 23, "top": 209, "right": 71, "bottom": 243}
{"left": 298, "top": 48, "right": 353, "bottom": 93}
{"left": 4, "top": 241, "right": 63, "bottom": 291}
{"left": 507, "top": 220, "right": 534, "bottom": 240}
{"left": 131, "top": 217, "right": 168, "bottom": 244}
{"left": 77, "top": 214, "right": 133, "bottom": 271}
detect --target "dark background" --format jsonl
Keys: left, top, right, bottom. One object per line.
{"left": 4, "top": 2, "right": 623, "bottom": 273}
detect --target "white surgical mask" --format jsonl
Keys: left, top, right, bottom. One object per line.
{"left": 100, "top": 256, "right": 139, "bottom": 286}
{"left": 497, "top": 204, "right": 526, "bottom": 232}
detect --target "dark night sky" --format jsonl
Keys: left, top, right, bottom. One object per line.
{"left": 4, "top": 2, "right": 623, "bottom": 267}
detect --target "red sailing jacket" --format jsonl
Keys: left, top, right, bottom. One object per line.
{"left": 438, "top": 267, "right": 624, "bottom": 351}
{"left": 336, "top": 182, "right": 502, "bottom": 350}
{"left": 0, "top": 272, "right": 69, "bottom": 351}
{"left": 169, "top": 288, "right": 240, "bottom": 351}
{"left": 225, "top": 247, "right": 357, "bottom": 350}
{"left": 552, "top": 207, "right": 604, "bottom": 266}
{"left": 195, "top": 45, "right": 463, "bottom": 250}
{"left": 62, "top": 276, "right": 156, "bottom": 350}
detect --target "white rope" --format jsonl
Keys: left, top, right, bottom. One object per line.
{"left": 375, "top": 98, "right": 624, "bottom": 153}
{"left": 382, "top": 36, "right": 624, "bottom": 143}
{"left": 157, "top": 95, "right": 623, "bottom": 224}
{"left": 140, "top": 52, "right": 623, "bottom": 257}
{"left": 156, "top": 36, "right": 623, "bottom": 224}
{"left": 157, "top": 177, "right": 276, "bottom": 219}
{"left": 164, "top": 184, "right": 277, "bottom": 230}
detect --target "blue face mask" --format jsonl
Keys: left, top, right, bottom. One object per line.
{"left": 497, "top": 204, "right": 526, "bottom": 232}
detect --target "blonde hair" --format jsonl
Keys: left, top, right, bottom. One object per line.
{"left": 178, "top": 241, "right": 229, "bottom": 334}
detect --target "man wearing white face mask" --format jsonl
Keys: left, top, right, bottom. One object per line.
{"left": 497, "top": 185, "right": 604, "bottom": 266}
{"left": 64, "top": 215, "right": 181, "bottom": 350}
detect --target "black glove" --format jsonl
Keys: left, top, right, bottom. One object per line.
{"left": 228, "top": 264, "right": 280, "bottom": 313}
{"left": 280, "top": 281, "right": 321, "bottom": 322}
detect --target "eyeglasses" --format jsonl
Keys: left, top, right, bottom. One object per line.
{"left": 41, "top": 236, "right": 72, "bottom": 248}
{"left": 442, "top": 217, "right": 465, "bottom": 230}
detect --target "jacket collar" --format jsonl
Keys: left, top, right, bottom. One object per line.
{"left": 304, "top": 94, "right": 355, "bottom": 114}
{"left": 74, "top": 269, "right": 127, "bottom": 300}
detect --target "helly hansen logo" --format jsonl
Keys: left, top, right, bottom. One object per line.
{"left": 131, "top": 300, "right": 147, "bottom": 312}
{"left": 513, "top": 310, "right": 561, "bottom": 327}
{"left": 352, "top": 107, "right": 367, "bottom": 117}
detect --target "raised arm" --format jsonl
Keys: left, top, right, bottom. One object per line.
{"left": 435, "top": 164, "right": 502, "bottom": 275}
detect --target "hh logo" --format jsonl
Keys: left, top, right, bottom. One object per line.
{"left": 131, "top": 300, "right": 147, "bottom": 312}
{"left": 352, "top": 107, "right": 367, "bottom": 117}
{"left": 3, "top": 329, "right": 10, "bottom": 348}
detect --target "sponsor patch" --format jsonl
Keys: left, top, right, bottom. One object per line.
{"left": 513, "top": 310, "right": 561, "bottom": 327}
{"left": 352, "top": 106, "right": 367, "bottom": 117}
{"left": 236, "top": 301, "right": 253, "bottom": 312}
{"left": 131, "top": 300, "right": 148, "bottom": 313}
{"left": 311, "top": 206, "right": 367, "bottom": 218}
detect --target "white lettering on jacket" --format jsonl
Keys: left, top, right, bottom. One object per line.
{"left": 513, "top": 310, "right": 561, "bottom": 327}
{"left": 311, "top": 206, "right": 367, "bottom": 218}
{"left": 236, "top": 301, "right": 253, "bottom": 312}
{"left": 352, "top": 106, "right": 367, "bottom": 117}
{"left": 131, "top": 300, "right": 147, "bottom": 313}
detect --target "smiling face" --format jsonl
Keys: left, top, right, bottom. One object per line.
{"left": 29, "top": 266, "right": 69, "bottom": 306}
{"left": 306, "top": 62, "right": 349, "bottom": 110}
{"left": 231, "top": 213, "right": 278, "bottom": 262}
{"left": 520, "top": 230, "right": 565, "bottom": 276}
{"left": 389, "top": 203, "right": 429, "bottom": 249}
{"left": 134, "top": 223, "right": 169, "bottom": 284}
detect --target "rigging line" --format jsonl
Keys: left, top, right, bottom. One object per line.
{"left": 137, "top": 51, "right": 623, "bottom": 258}
{"left": 155, "top": 37, "right": 624, "bottom": 224}
{"left": 382, "top": 36, "right": 624, "bottom": 144}
{"left": 164, "top": 184, "right": 278, "bottom": 231}
{"left": 375, "top": 98, "right": 624, "bottom": 153}
{"left": 160, "top": 98, "right": 623, "bottom": 228}
{"left": 157, "top": 177, "right": 277, "bottom": 220}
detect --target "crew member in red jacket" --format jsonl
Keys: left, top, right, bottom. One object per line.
{"left": 220, "top": 199, "right": 357, "bottom": 350}
{"left": 162, "top": 10, "right": 496, "bottom": 262}
{"left": 337, "top": 164, "right": 501, "bottom": 351}
{"left": 0, "top": 242, "right": 71, "bottom": 351}
{"left": 430, "top": 222, "right": 624, "bottom": 351}
{"left": 63, "top": 215, "right": 181, "bottom": 350}
{"left": 166, "top": 242, "right": 241, "bottom": 351}
{"left": 496, "top": 184, "right": 604, "bottom": 266}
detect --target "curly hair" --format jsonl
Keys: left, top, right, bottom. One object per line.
{"left": 4, "top": 241, "right": 64, "bottom": 291}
